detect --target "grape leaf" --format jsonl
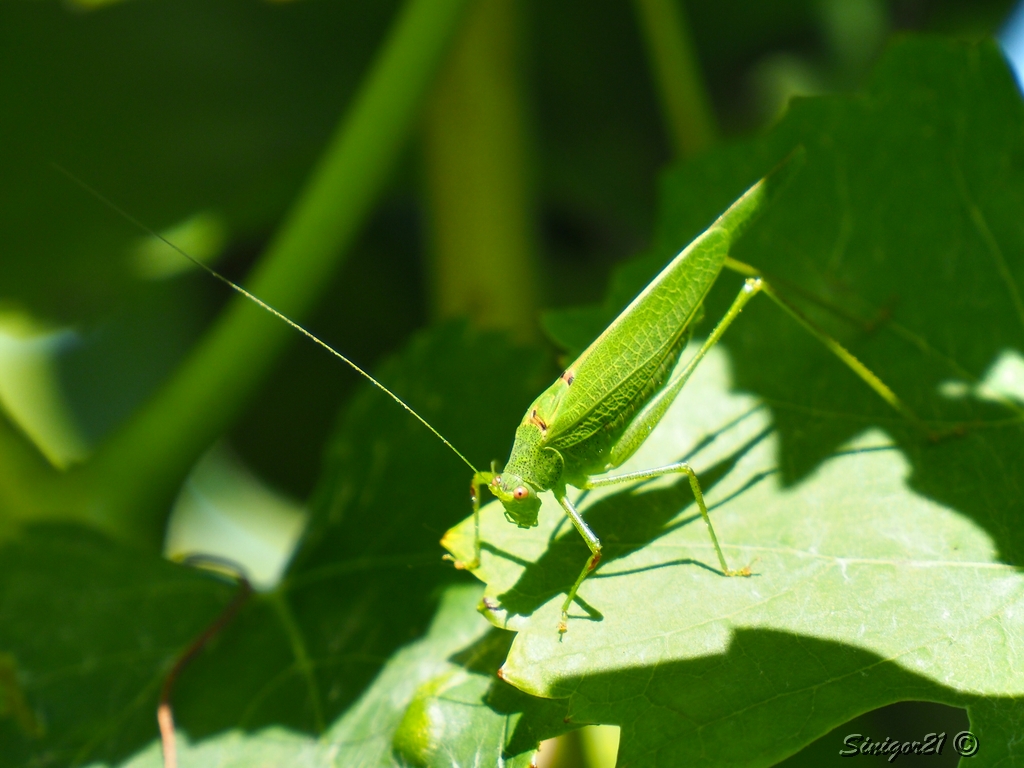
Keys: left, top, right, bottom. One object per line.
{"left": 446, "top": 37, "right": 1024, "bottom": 767}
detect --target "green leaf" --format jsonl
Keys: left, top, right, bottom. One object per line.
{"left": 447, "top": 342, "right": 1022, "bottom": 763}
{"left": 447, "top": 37, "right": 1024, "bottom": 766}
{"left": 0, "top": 527, "right": 233, "bottom": 767}
{"left": 3, "top": 322, "right": 553, "bottom": 767}
{"left": 98, "top": 585, "right": 508, "bottom": 768}
{"left": 12, "top": 30, "right": 1024, "bottom": 768}
{"left": 125, "top": 324, "right": 552, "bottom": 749}
{"left": 391, "top": 619, "right": 537, "bottom": 767}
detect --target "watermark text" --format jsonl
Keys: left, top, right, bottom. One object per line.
{"left": 839, "top": 731, "right": 978, "bottom": 761}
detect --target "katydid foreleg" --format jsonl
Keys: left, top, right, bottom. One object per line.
{"left": 447, "top": 471, "right": 497, "bottom": 571}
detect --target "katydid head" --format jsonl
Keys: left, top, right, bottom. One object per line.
{"left": 489, "top": 474, "right": 541, "bottom": 528}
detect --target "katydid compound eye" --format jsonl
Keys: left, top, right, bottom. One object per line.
{"left": 513, "top": 486, "right": 529, "bottom": 500}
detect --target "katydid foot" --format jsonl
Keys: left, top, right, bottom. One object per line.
{"left": 442, "top": 553, "right": 480, "bottom": 571}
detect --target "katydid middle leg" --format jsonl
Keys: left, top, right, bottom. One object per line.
{"left": 555, "top": 461, "right": 751, "bottom": 633}
{"left": 584, "top": 462, "right": 748, "bottom": 578}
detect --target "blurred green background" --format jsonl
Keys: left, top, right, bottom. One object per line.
{"left": 1, "top": 0, "right": 1021, "bottom": 766}
{"left": 2, "top": 0, "right": 1014, "bottom": 505}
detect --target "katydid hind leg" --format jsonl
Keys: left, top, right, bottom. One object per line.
{"left": 724, "top": 259, "right": 928, "bottom": 434}
{"left": 585, "top": 462, "right": 751, "bottom": 577}
{"left": 757, "top": 279, "right": 929, "bottom": 433}
{"left": 725, "top": 256, "right": 890, "bottom": 334}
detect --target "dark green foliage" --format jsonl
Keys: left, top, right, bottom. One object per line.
{"left": 2, "top": 1, "right": 1024, "bottom": 766}
{"left": 0, "top": 528, "right": 232, "bottom": 766}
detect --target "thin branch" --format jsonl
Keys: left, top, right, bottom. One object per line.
{"left": 633, "top": 0, "right": 717, "bottom": 158}
{"left": 159, "top": 567, "right": 252, "bottom": 768}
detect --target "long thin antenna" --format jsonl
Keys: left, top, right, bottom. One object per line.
{"left": 53, "top": 163, "right": 479, "bottom": 474}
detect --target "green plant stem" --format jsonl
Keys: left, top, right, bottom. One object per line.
{"left": 632, "top": 0, "right": 717, "bottom": 158}
{"left": 422, "top": 0, "right": 539, "bottom": 339}
{"left": 0, "top": 417, "right": 60, "bottom": 536}
{"left": 64, "top": 0, "right": 474, "bottom": 546}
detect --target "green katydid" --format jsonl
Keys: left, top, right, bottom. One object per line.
{"left": 61, "top": 148, "right": 917, "bottom": 634}
{"left": 440, "top": 147, "right": 921, "bottom": 633}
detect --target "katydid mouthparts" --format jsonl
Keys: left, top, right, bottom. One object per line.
{"left": 58, "top": 146, "right": 918, "bottom": 634}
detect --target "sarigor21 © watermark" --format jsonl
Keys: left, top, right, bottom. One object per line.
{"left": 840, "top": 731, "right": 979, "bottom": 761}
